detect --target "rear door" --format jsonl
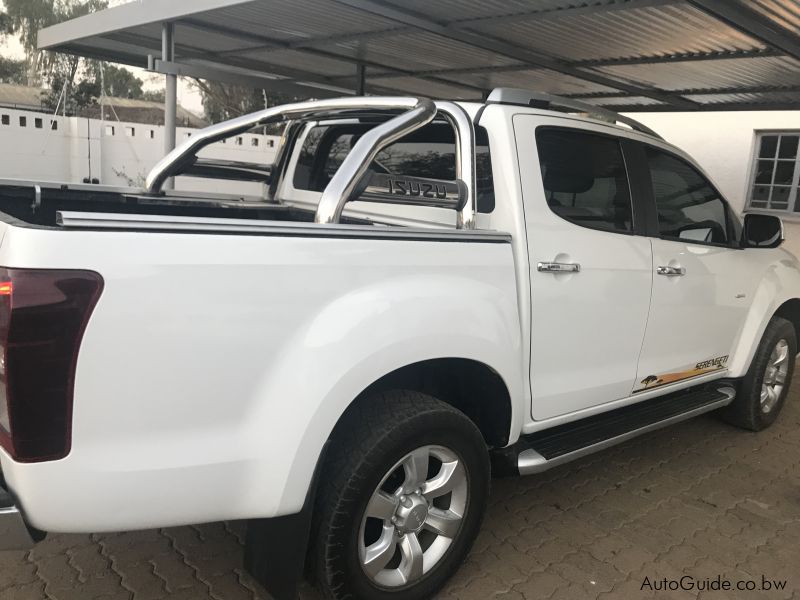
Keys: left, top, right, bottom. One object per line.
{"left": 514, "top": 117, "right": 653, "bottom": 420}
{"left": 633, "top": 145, "right": 755, "bottom": 393}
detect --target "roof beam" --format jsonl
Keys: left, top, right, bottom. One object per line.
{"left": 341, "top": 47, "right": 784, "bottom": 82}
{"left": 107, "top": 30, "right": 360, "bottom": 93}
{"left": 148, "top": 58, "right": 356, "bottom": 98}
{"left": 574, "top": 47, "right": 784, "bottom": 67}
{"left": 570, "top": 84, "right": 800, "bottom": 98}
{"left": 329, "top": 0, "right": 699, "bottom": 109}
{"left": 609, "top": 101, "right": 800, "bottom": 112}
{"left": 687, "top": 0, "right": 800, "bottom": 60}
{"left": 176, "top": 18, "right": 486, "bottom": 96}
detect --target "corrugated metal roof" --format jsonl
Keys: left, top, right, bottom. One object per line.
{"left": 596, "top": 56, "right": 800, "bottom": 90}
{"left": 37, "top": 0, "right": 800, "bottom": 111}
{"left": 467, "top": 2, "right": 764, "bottom": 62}
{"left": 442, "top": 68, "right": 620, "bottom": 96}
{"left": 747, "top": 0, "right": 800, "bottom": 32}
{"left": 311, "top": 32, "right": 523, "bottom": 73}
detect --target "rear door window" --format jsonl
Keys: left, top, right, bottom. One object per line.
{"left": 536, "top": 129, "right": 634, "bottom": 233}
{"left": 293, "top": 122, "right": 495, "bottom": 213}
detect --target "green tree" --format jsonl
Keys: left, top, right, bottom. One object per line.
{"left": 92, "top": 63, "right": 143, "bottom": 99}
{"left": 142, "top": 88, "right": 165, "bottom": 103}
{"left": 42, "top": 62, "right": 146, "bottom": 112}
{"left": 1, "top": 0, "right": 107, "bottom": 85}
{"left": 0, "top": 56, "right": 26, "bottom": 84}
{"left": 193, "top": 80, "right": 305, "bottom": 130}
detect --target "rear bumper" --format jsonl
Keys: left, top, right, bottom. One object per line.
{"left": 0, "top": 482, "right": 35, "bottom": 551}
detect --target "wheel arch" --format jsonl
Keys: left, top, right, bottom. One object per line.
{"left": 330, "top": 357, "right": 514, "bottom": 450}
{"left": 773, "top": 298, "right": 800, "bottom": 346}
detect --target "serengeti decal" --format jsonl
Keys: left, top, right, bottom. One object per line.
{"left": 635, "top": 355, "right": 729, "bottom": 392}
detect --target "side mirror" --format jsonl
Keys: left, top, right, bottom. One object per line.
{"left": 743, "top": 213, "right": 784, "bottom": 249}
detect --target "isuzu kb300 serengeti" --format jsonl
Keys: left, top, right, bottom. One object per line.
{"left": 0, "top": 89, "right": 797, "bottom": 600}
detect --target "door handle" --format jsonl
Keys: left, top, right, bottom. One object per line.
{"left": 656, "top": 265, "right": 686, "bottom": 276}
{"left": 538, "top": 262, "right": 580, "bottom": 273}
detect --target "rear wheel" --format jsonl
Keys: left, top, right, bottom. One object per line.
{"left": 722, "top": 316, "right": 796, "bottom": 431}
{"left": 312, "top": 390, "right": 490, "bottom": 600}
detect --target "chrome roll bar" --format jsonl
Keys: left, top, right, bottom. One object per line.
{"left": 435, "top": 101, "right": 476, "bottom": 230}
{"left": 144, "top": 96, "right": 478, "bottom": 229}
{"left": 314, "top": 99, "right": 436, "bottom": 225}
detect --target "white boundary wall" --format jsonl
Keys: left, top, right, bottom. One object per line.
{"left": 0, "top": 107, "right": 279, "bottom": 196}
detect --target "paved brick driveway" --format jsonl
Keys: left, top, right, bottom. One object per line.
{"left": 2, "top": 374, "right": 799, "bottom": 600}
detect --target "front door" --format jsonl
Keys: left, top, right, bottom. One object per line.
{"left": 515, "top": 118, "right": 653, "bottom": 420}
{"left": 634, "top": 147, "right": 754, "bottom": 393}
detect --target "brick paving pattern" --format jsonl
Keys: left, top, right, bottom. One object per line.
{"left": 2, "top": 371, "right": 799, "bottom": 599}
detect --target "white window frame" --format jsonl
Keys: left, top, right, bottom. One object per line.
{"left": 746, "top": 130, "right": 800, "bottom": 214}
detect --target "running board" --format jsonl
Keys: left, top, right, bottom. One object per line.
{"left": 509, "top": 385, "right": 736, "bottom": 476}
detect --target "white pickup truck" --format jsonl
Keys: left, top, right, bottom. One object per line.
{"left": 0, "top": 89, "right": 797, "bottom": 600}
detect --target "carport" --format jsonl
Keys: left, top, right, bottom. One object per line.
{"left": 38, "top": 0, "right": 800, "bottom": 160}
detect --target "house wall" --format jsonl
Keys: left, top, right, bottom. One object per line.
{"left": 0, "top": 108, "right": 279, "bottom": 197}
{"left": 629, "top": 110, "right": 800, "bottom": 257}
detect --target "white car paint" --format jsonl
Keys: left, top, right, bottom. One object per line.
{"left": 0, "top": 100, "right": 798, "bottom": 535}
{"left": 513, "top": 114, "right": 653, "bottom": 420}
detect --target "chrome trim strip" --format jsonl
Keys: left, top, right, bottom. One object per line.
{"left": 55, "top": 211, "right": 512, "bottom": 243}
{"left": 537, "top": 261, "right": 580, "bottom": 273}
{"left": 517, "top": 387, "right": 736, "bottom": 476}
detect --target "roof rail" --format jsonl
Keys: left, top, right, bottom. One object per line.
{"left": 486, "top": 88, "right": 663, "bottom": 140}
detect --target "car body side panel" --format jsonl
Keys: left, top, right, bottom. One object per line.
{"left": 727, "top": 247, "right": 800, "bottom": 377}
{"left": 0, "top": 224, "right": 523, "bottom": 532}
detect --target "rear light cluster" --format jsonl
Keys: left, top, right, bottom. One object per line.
{"left": 0, "top": 268, "right": 103, "bottom": 463}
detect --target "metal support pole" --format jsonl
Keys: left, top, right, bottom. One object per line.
{"left": 162, "top": 22, "right": 177, "bottom": 189}
{"left": 356, "top": 63, "right": 366, "bottom": 96}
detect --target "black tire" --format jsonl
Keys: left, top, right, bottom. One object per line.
{"left": 312, "top": 390, "right": 490, "bottom": 600}
{"left": 721, "top": 316, "right": 796, "bottom": 431}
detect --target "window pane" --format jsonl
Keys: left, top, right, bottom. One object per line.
{"left": 774, "top": 161, "right": 795, "bottom": 185}
{"left": 778, "top": 135, "right": 799, "bottom": 159}
{"left": 752, "top": 185, "right": 771, "bottom": 202}
{"left": 536, "top": 129, "right": 633, "bottom": 233}
{"left": 759, "top": 135, "right": 779, "bottom": 158}
{"left": 755, "top": 160, "right": 775, "bottom": 184}
{"left": 771, "top": 186, "right": 790, "bottom": 209}
{"left": 647, "top": 149, "right": 729, "bottom": 244}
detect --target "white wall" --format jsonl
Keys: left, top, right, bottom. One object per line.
{"left": 628, "top": 110, "right": 800, "bottom": 257}
{"left": 0, "top": 108, "right": 279, "bottom": 197}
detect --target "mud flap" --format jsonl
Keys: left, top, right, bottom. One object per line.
{"left": 243, "top": 443, "right": 327, "bottom": 600}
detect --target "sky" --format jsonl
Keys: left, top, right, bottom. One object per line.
{"left": 0, "top": 0, "right": 206, "bottom": 116}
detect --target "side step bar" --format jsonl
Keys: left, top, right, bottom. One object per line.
{"left": 497, "top": 385, "right": 736, "bottom": 476}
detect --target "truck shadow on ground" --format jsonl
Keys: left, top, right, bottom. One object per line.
{"left": 2, "top": 370, "right": 799, "bottom": 600}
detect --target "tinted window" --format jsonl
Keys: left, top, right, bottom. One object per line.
{"left": 647, "top": 149, "right": 732, "bottom": 245}
{"left": 293, "top": 123, "right": 495, "bottom": 213}
{"left": 536, "top": 129, "right": 633, "bottom": 233}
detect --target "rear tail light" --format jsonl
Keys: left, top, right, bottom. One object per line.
{"left": 0, "top": 268, "right": 103, "bottom": 463}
